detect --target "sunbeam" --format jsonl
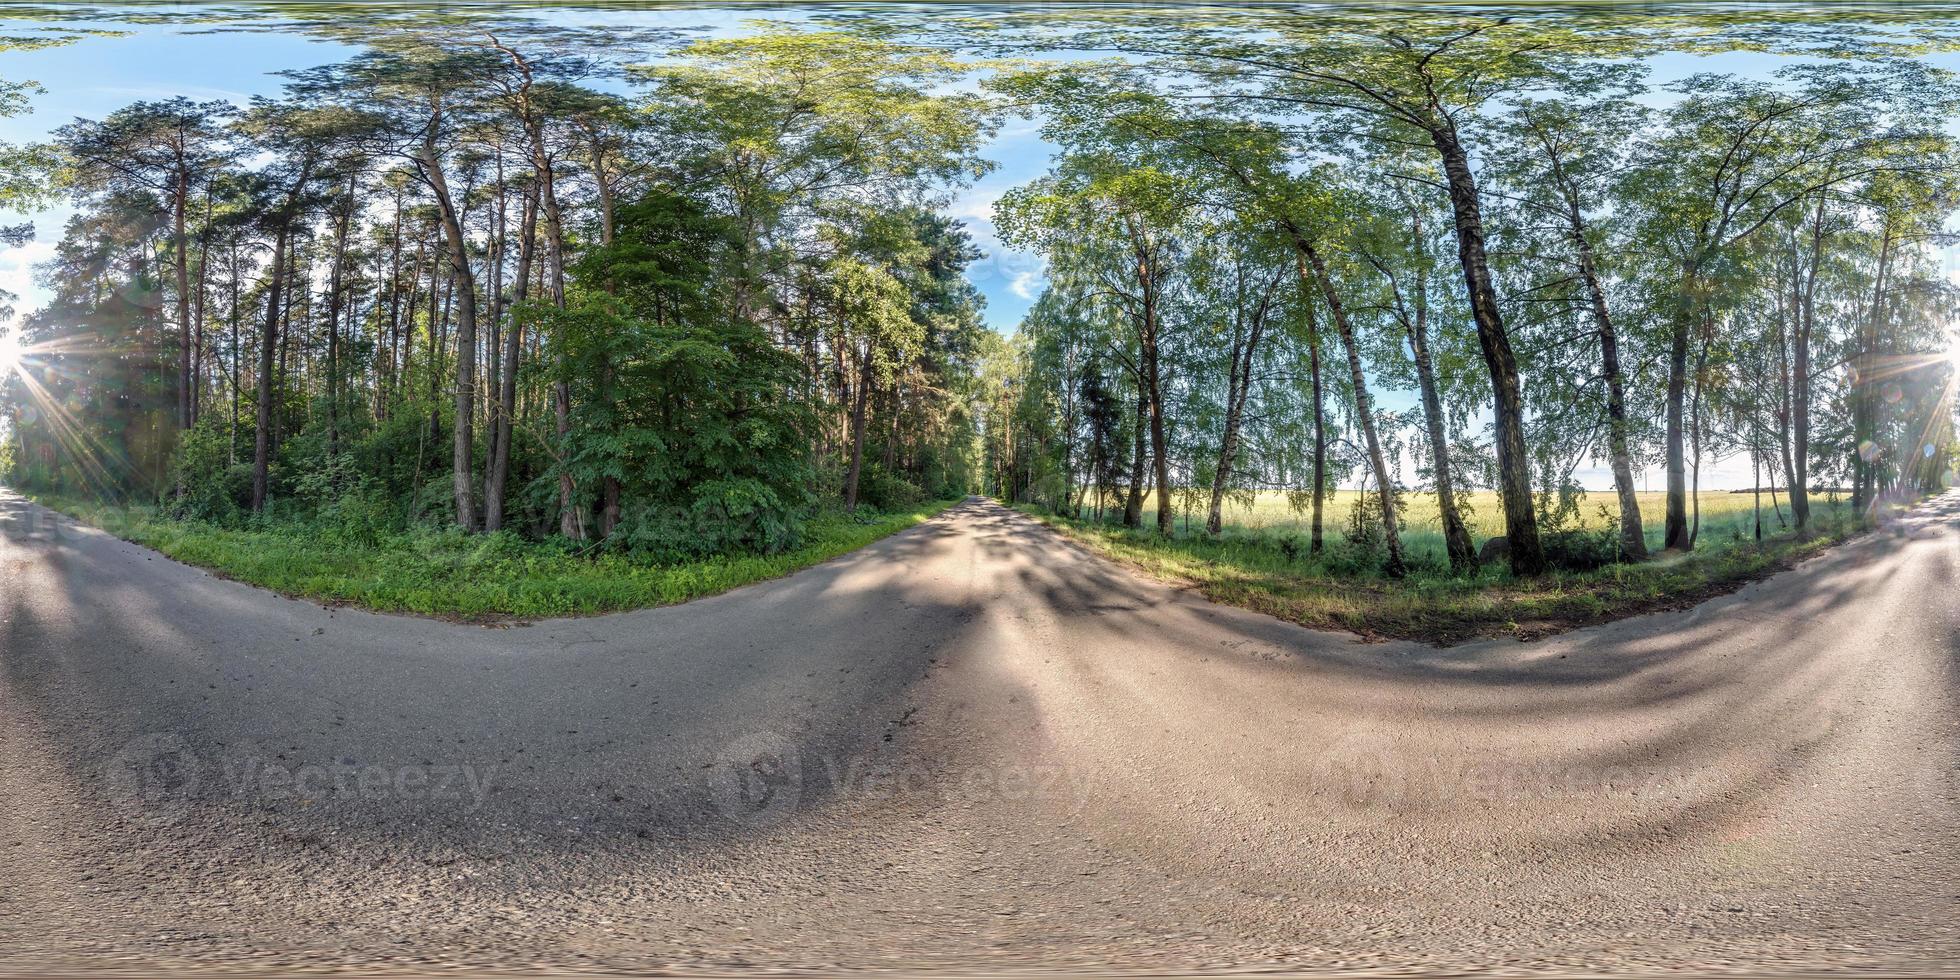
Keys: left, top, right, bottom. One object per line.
{"left": 0, "top": 330, "right": 22, "bottom": 378}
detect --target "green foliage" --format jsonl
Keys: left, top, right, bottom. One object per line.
{"left": 289, "top": 451, "right": 393, "bottom": 549}
{"left": 854, "top": 461, "right": 925, "bottom": 513}
{"left": 1539, "top": 526, "right": 1625, "bottom": 572}
{"left": 167, "top": 419, "right": 251, "bottom": 521}
{"left": 547, "top": 188, "right": 817, "bottom": 560}
{"left": 1019, "top": 499, "right": 1875, "bottom": 644}
{"left": 26, "top": 491, "right": 957, "bottom": 619}
{"left": 6, "top": 10, "right": 1957, "bottom": 620}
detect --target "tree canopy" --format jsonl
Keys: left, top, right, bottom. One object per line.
{"left": 2, "top": 6, "right": 1955, "bottom": 578}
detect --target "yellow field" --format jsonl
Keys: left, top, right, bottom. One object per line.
{"left": 1086, "top": 488, "right": 1849, "bottom": 552}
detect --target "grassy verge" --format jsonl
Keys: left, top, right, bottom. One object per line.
{"left": 21, "top": 491, "right": 958, "bottom": 620}
{"left": 1017, "top": 504, "right": 1879, "bottom": 645}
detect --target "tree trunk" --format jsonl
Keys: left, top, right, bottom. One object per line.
{"left": 1305, "top": 276, "right": 1326, "bottom": 555}
{"left": 486, "top": 181, "right": 536, "bottom": 534}
{"left": 1792, "top": 197, "right": 1827, "bottom": 529}
{"left": 1138, "top": 259, "right": 1173, "bottom": 537}
{"left": 323, "top": 180, "right": 353, "bottom": 456}
{"left": 1301, "top": 238, "right": 1406, "bottom": 577}
{"left": 1688, "top": 318, "right": 1710, "bottom": 548}
{"left": 1753, "top": 435, "right": 1763, "bottom": 541}
{"left": 1852, "top": 218, "right": 1892, "bottom": 516}
{"left": 420, "top": 129, "right": 478, "bottom": 532}
{"left": 543, "top": 175, "right": 578, "bottom": 539}
{"left": 1775, "top": 257, "right": 1801, "bottom": 530}
{"left": 1205, "top": 381, "right": 1243, "bottom": 536}
{"left": 483, "top": 158, "right": 507, "bottom": 512}
{"left": 250, "top": 224, "right": 290, "bottom": 513}
{"left": 426, "top": 235, "right": 446, "bottom": 447}
{"left": 1396, "top": 203, "right": 1475, "bottom": 573}
{"left": 227, "top": 244, "right": 241, "bottom": 465}
{"left": 883, "top": 384, "right": 901, "bottom": 473}
{"left": 1568, "top": 212, "right": 1647, "bottom": 560}
{"left": 190, "top": 188, "right": 213, "bottom": 429}
{"left": 1431, "top": 129, "right": 1543, "bottom": 576}
{"left": 1406, "top": 282, "right": 1474, "bottom": 573}
{"left": 1123, "top": 377, "right": 1145, "bottom": 528}
{"left": 174, "top": 167, "right": 193, "bottom": 432}
{"left": 505, "top": 64, "right": 578, "bottom": 539}
{"left": 1663, "top": 268, "right": 1694, "bottom": 550}
{"left": 381, "top": 195, "right": 405, "bottom": 421}
{"left": 1206, "top": 294, "right": 1266, "bottom": 537}
{"left": 584, "top": 138, "right": 626, "bottom": 536}
{"left": 586, "top": 126, "right": 617, "bottom": 249}
{"left": 843, "top": 343, "right": 874, "bottom": 512}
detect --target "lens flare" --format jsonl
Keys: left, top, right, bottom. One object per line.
{"left": 0, "top": 330, "right": 22, "bottom": 377}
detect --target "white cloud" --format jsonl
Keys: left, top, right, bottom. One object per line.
{"left": 947, "top": 186, "right": 1004, "bottom": 222}
{"left": 1008, "top": 269, "right": 1043, "bottom": 301}
{"left": 0, "top": 238, "right": 55, "bottom": 322}
{"left": 91, "top": 84, "right": 257, "bottom": 105}
{"left": 0, "top": 238, "right": 54, "bottom": 283}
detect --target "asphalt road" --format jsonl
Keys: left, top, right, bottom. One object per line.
{"left": 1, "top": 490, "right": 1956, "bottom": 976}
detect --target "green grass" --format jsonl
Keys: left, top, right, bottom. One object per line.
{"left": 1114, "top": 487, "right": 1853, "bottom": 561}
{"left": 22, "top": 492, "right": 958, "bottom": 620}
{"left": 1024, "top": 489, "right": 1890, "bottom": 644}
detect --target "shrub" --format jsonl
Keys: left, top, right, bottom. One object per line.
{"left": 1541, "top": 526, "right": 1623, "bottom": 572}
{"left": 167, "top": 420, "right": 250, "bottom": 522}
{"left": 855, "top": 462, "right": 925, "bottom": 512}
{"left": 611, "top": 477, "right": 805, "bottom": 560}
{"left": 1339, "top": 485, "right": 1410, "bottom": 575}
{"left": 290, "top": 451, "right": 393, "bottom": 548}
{"left": 1276, "top": 532, "right": 1308, "bottom": 564}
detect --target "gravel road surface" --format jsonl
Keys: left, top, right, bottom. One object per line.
{"left": 2, "top": 491, "right": 1956, "bottom": 975}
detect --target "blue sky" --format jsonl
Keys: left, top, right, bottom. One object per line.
{"left": 2, "top": 7, "right": 1955, "bottom": 492}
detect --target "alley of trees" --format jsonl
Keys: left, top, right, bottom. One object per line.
{"left": 1, "top": 8, "right": 1957, "bottom": 576}
{"left": 974, "top": 10, "right": 1960, "bottom": 577}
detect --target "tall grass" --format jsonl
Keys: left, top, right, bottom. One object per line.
{"left": 22, "top": 493, "right": 958, "bottom": 619}
{"left": 1026, "top": 488, "right": 1881, "bottom": 643}
{"left": 1083, "top": 487, "right": 1849, "bottom": 564}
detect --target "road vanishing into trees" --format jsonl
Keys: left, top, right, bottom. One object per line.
{"left": 1, "top": 491, "right": 1957, "bottom": 976}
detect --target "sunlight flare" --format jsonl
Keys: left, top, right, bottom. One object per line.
{"left": 0, "top": 330, "right": 22, "bottom": 377}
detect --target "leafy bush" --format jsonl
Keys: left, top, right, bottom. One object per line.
{"left": 1541, "top": 526, "right": 1624, "bottom": 572}
{"left": 167, "top": 420, "right": 250, "bottom": 522}
{"left": 855, "top": 461, "right": 925, "bottom": 512}
{"left": 610, "top": 477, "right": 804, "bottom": 560}
{"left": 1338, "top": 485, "right": 1410, "bottom": 574}
{"left": 1276, "top": 532, "right": 1309, "bottom": 564}
{"left": 535, "top": 190, "right": 818, "bottom": 562}
{"left": 290, "top": 451, "right": 393, "bottom": 548}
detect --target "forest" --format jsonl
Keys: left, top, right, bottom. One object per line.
{"left": 1, "top": 7, "right": 1956, "bottom": 619}
{"left": 3, "top": 25, "right": 999, "bottom": 577}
